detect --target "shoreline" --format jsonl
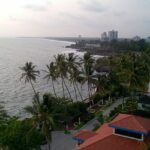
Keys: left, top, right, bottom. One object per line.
{"left": 66, "top": 45, "right": 124, "bottom": 56}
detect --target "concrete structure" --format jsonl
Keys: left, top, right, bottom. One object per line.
{"left": 73, "top": 114, "right": 150, "bottom": 150}
{"left": 108, "top": 30, "right": 118, "bottom": 41}
{"left": 101, "top": 32, "right": 108, "bottom": 41}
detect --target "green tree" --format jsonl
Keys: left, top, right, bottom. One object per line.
{"left": 25, "top": 94, "right": 54, "bottom": 150}
{"left": 81, "top": 53, "right": 94, "bottom": 100}
{"left": 66, "top": 53, "right": 83, "bottom": 101}
{"left": 54, "top": 54, "right": 72, "bottom": 100}
{"left": 93, "top": 75, "right": 108, "bottom": 104}
{"left": 44, "top": 62, "right": 58, "bottom": 97}
{"left": 0, "top": 118, "right": 43, "bottom": 150}
{"left": 20, "top": 62, "right": 40, "bottom": 104}
{"left": 0, "top": 105, "right": 8, "bottom": 125}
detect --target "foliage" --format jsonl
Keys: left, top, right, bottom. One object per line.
{"left": 42, "top": 94, "right": 88, "bottom": 124}
{"left": 64, "top": 130, "right": 71, "bottom": 134}
{"left": 25, "top": 93, "right": 54, "bottom": 150}
{"left": 108, "top": 97, "right": 138, "bottom": 120}
{"left": 92, "top": 123, "right": 101, "bottom": 131}
{"left": 20, "top": 62, "right": 40, "bottom": 104}
{"left": 0, "top": 105, "right": 9, "bottom": 124}
{"left": 0, "top": 118, "right": 44, "bottom": 150}
{"left": 95, "top": 111, "right": 104, "bottom": 124}
{"left": 74, "top": 122, "right": 84, "bottom": 130}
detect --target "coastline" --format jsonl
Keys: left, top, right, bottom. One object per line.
{"left": 66, "top": 45, "right": 123, "bottom": 56}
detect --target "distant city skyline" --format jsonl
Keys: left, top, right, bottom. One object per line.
{"left": 0, "top": 0, "right": 150, "bottom": 38}
{"left": 101, "top": 30, "right": 118, "bottom": 41}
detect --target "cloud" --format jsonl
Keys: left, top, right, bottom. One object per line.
{"left": 60, "top": 12, "right": 88, "bottom": 21}
{"left": 113, "top": 11, "right": 127, "bottom": 17}
{"left": 79, "top": 0, "right": 106, "bottom": 13}
{"left": 23, "top": 4, "right": 47, "bottom": 12}
{"left": 45, "top": 0, "right": 52, "bottom": 5}
{"left": 9, "top": 16, "right": 25, "bottom": 22}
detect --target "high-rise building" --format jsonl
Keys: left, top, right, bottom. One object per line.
{"left": 101, "top": 32, "right": 108, "bottom": 41}
{"left": 108, "top": 30, "right": 118, "bottom": 41}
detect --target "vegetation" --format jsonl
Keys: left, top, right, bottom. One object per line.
{"left": 0, "top": 118, "right": 44, "bottom": 150}
{"left": 0, "top": 104, "right": 44, "bottom": 150}
{"left": 0, "top": 39, "right": 150, "bottom": 149}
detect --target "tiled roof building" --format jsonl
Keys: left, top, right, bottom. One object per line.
{"left": 73, "top": 114, "right": 150, "bottom": 150}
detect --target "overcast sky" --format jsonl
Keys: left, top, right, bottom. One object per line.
{"left": 0, "top": 0, "right": 150, "bottom": 38}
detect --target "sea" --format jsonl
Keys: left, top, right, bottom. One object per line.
{"left": 0, "top": 38, "right": 149, "bottom": 118}
{"left": 0, "top": 38, "right": 91, "bottom": 118}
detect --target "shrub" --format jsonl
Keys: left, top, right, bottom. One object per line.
{"left": 93, "top": 123, "right": 100, "bottom": 131}
{"left": 95, "top": 111, "right": 104, "bottom": 124}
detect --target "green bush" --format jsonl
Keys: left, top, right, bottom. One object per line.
{"left": 0, "top": 118, "right": 44, "bottom": 150}
{"left": 64, "top": 130, "right": 71, "bottom": 134}
{"left": 74, "top": 122, "right": 84, "bottom": 130}
{"left": 43, "top": 94, "right": 89, "bottom": 126}
{"left": 95, "top": 111, "right": 104, "bottom": 124}
{"left": 92, "top": 123, "right": 100, "bottom": 131}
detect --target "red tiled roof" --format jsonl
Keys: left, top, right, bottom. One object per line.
{"left": 74, "top": 130, "right": 97, "bottom": 141}
{"left": 109, "top": 114, "right": 150, "bottom": 133}
{"left": 78, "top": 133, "right": 149, "bottom": 150}
{"left": 76, "top": 114, "right": 150, "bottom": 150}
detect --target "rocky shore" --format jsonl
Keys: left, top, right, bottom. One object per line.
{"left": 66, "top": 44, "right": 124, "bottom": 56}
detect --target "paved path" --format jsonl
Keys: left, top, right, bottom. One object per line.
{"left": 41, "top": 97, "right": 127, "bottom": 150}
{"left": 41, "top": 131, "right": 76, "bottom": 150}
{"left": 102, "top": 97, "right": 127, "bottom": 117}
{"left": 41, "top": 118, "right": 100, "bottom": 150}
{"left": 80, "top": 118, "right": 99, "bottom": 131}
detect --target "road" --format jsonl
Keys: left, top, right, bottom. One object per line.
{"left": 102, "top": 98, "right": 125, "bottom": 117}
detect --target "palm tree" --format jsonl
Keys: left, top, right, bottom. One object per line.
{"left": 122, "top": 53, "right": 148, "bottom": 94}
{"left": 54, "top": 54, "right": 72, "bottom": 100}
{"left": 115, "top": 53, "right": 149, "bottom": 106}
{"left": 20, "top": 62, "right": 40, "bottom": 104}
{"left": 66, "top": 53, "right": 83, "bottom": 101}
{"left": 43, "top": 62, "right": 58, "bottom": 97}
{"left": 81, "top": 53, "right": 94, "bottom": 100}
{"left": 69, "top": 66, "right": 84, "bottom": 101}
{"left": 93, "top": 75, "right": 108, "bottom": 105}
{"left": 25, "top": 94, "right": 54, "bottom": 150}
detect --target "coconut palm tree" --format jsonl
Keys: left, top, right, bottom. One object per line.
{"left": 43, "top": 62, "right": 58, "bottom": 97}
{"left": 93, "top": 75, "right": 108, "bottom": 104}
{"left": 116, "top": 53, "right": 149, "bottom": 103}
{"left": 25, "top": 94, "right": 54, "bottom": 150}
{"left": 66, "top": 53, "right": 83, "bottom": 101}
{"left": 80, "top": 53, "right": 95, "bottom": 100}
{"left": 54, "top": 54, "right": 72, "bottom": 100}
{"left": 69, "top": 66, "right": 84, "bottom": 101}
{"left": 123, "top": 53, "right": 148, "bottom": 93}
{"left": 20, "top": 62, "right": 40, "bottom": 104}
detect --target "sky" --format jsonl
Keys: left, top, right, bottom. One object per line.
{"left": 0, "top": 0, "right": 150, "bottom": 38}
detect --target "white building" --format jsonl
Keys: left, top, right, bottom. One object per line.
{"left": 108, "top": 30, "right": 118, "bottom": 41}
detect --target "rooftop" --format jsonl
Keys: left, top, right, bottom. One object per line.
{"left": 74, "top": 114, "right": 150, "bottom": 150}
{"left": 109, "top": 114, "right": 150, "bottom": 134}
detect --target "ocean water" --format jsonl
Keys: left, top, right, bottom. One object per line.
{"left": 0, "top": 38, "right": 149, "bottom": 117}
{"left": 0, "top": 38, "right": 88, "bottom": 117}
